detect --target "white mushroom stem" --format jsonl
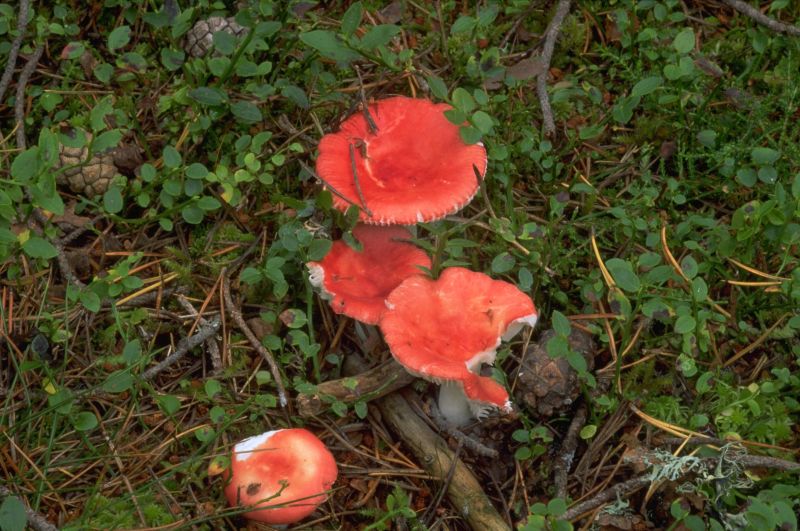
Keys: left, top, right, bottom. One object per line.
{"left": 437, "top": 382, "right": 474, "bottom": 427}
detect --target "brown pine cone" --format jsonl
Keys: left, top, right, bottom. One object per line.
{"left": 184, "top": 16, "right": 248, "bottom": 58}
{"left": 514, "top": 328, "right": 595, "bottom": 417}
{"left": 57, "top": 135, "right": 119, "bottom": 198}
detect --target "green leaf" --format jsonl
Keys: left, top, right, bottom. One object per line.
{"left": 185, "top": 163, "right": 208, "bottom": 180}
{"left": 103, "top": 185, "right": 123, "bottom": 214}
{"left": 672, "top": 27, "right": 695, "bottom": 54}
{"left": 605, "top": 258, "right": 641, "bottom": 292}
{"left": 212, "top": 30, "right": 236, "bottom": 55}
{"left": 696, "top": 129, "right": 717, "bottom": 147}
{"left": 578, "top": 123, "right": 605, "bottom": 140}
{"left": 631, "top": 76, "right": 663, "bottom": 97}
{"left": 491, "top": 252, "right": 515, "bottom": 273}
{"left": 102, "top": 370, "right": 133, "bottom": 393}
{"left": 196, "top": 196, "right": 221, "bottom": 211}
{"left": 281, "top": 85, "right": 309, "bottom": 108}
{"left": 181, "top": 204, "right": 204, "bottom": 224}
{"left": 674, "top": 315, "right": 696, "bottom": 334}
{"left": 73, "top": 411, "right": 98, "bottom": 431}
{"left": 11, "top": 147, "right": 40, "bottom": 182}
{"left": 231, "top": 101, "right": 263, "bottom": 124}
{"left": 156, "top": 394, "right": 181, "bottom": 415}
{"left": 566, "top": 350, "right": 588, "bottom": 372}
{"left": 299, "top": 30, "right": 360, "bottom": 63}
{"left": 578, "top": 425, "right": 597, "bottom": 441}
{"left": 359, "top": 24, "right": 400, "bottom": 50}
{"left": 93, "top": 63, "right": 114, "bottom": 83}
{"left": 92, "top": 130, "right": 122, "bottom": 152}
{"left": 551, "top": 310, "right": 571, "bottom": 337}
{"left": 426, "top": 75, "right": 448, "bottom": 100}
{"left": 341, "top": 2, "right": 362, "bottom": 36}
{"left": 107, "top": 25, "right": 131, "bottom": 52}
{"left": 308, "top": 239, "right": 332, "bottom": 261}
{"left": 22, "top": 237, "right": 57, "bottom": 259}
{"left": 751, "top": 146, "right": 780, "bottom": 165}
{"left": 471, "top": 110, "right": 493, "bottom": 134}
{"left": 691, "top": 277, "right": 708, "bottom": 301}
{"left": 79, "top": 290, "right": 101, "bottom": 313}
{"left": 160, "top": 48, "right": 185, "bottom": 71}
{"left": 0, "top": 496, "right": 27, "bottom": 531}
{"left": 452, "top": 87, "right": 476, "bottom": 113}
{"left": 459, "top": 125, "right": 481, "bottom": 145}
{"left": 189, "top": 87, "right": 227, "bottom": 107}
{"left": 547, "top": 498, "right": 567, "bottom": 516}
{"left": 205, "top": 379, "right": 221, "bottom": 398}
{"left": 162, "top": 145, "right": 182, "bottom": 168}
{"left": 736, "top": 167, "right": 757, "bottom": 187}
{"left": 451, "top": 15, "right": 476, "bottom": 34}
{"left": 122, "top": 339, "right": 142, "bottom": 365}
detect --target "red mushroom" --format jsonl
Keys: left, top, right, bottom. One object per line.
{"left": 307, "top": 224, "right": 431, "bottom": 325}
{"left": 316, "top": 96, "right": 487, "bottom": 225}
{"left": 380, "top": 267, "right": 538, "bottom": 425}
{"left": 223, "top": 428, "right": 338, "bottom": 525}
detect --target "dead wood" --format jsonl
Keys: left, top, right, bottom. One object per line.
{"left": 296, "top": 357, "right": 415, "bottom": 417}
{"left": 344, "top": 354, "right": 511, "bottom": 531}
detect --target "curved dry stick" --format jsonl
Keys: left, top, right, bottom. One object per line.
{"left": 722, "top": 0, "right": 800, "bottom": 36}
{"left": 0, "top": 0, "right": 30, "bottom": 103}
{"left": 345, "top": 354, "right": 511, "bottom": 531}
{"left": 221, "top": 270, "right": 288, "bottom": 408}
{"left": 15, "top": 44, "right": 44, "bottom": 149}
{"left": 537, "top": 0, "right": 572, "bottom": 136}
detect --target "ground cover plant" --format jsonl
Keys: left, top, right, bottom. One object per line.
{"left": 1, "top": 0, "right": 799, "bottom": 529}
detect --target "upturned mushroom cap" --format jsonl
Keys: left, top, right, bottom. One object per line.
{"left": 307, "top": 224, "right": 431, "bottom": 325}
{"left": 223, "top": 428, "right": 338, "bottom": 525}
{"left": 316, "top": 96, "right": 487, "bottom": 225}
{"left": 380, "top": 267, "right": 537, "bottom": 414}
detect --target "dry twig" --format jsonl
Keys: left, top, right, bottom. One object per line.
{"left": 554, "top": 404, "right": 587, "bottom": 499}
{"left": 0, "top": 0, "right": 30, "bottom": 103}
{"left": 175, "top": 294, "right": 223, "bottom": 372}
{"left": 141, "top": 316, "right": 221, "bottom": 381}
{"left": 722, "top": 0, "right": 800, "bottom": 36}
{"left": 344, "top": 354, "right": 511, "bottom": 530}
{"left": 428, "top": 401, "right": 499, "bottom": 458}
{"left": 537, "top": 0, "right": 572, "bottom": 136}
{"left": 295, "top": 357, "right": 415, "bottom": 417}
{"left": 221, "top": 270, "right": 288, "bottom": 407}
{"left": 14, "top": 44, "right": 43, "bottom": 148}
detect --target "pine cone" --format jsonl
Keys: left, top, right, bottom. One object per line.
{"left": 184, "top": 16, "right": 248, "bottom": 58}
{"left": 57, "top": 135, "right": 119, "bottom": 198}
{"left": 514, "top": 329, "right": 595, "bottom": 417}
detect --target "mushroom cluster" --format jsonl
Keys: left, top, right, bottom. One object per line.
{"left": 309, "top": 96, "right": 538, "bottom": 426}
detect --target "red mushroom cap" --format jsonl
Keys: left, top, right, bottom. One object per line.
{"left": 307, "top": 224, "right": 431, "bottom": 325}
{"left": 379, "top": 267, "right": 537, "bottom": 411}
{"left": 316, "top": 96, "right": 487, "bottom": 225}
{"left": 223, "top": 428, "right": 338, "bottom": 525}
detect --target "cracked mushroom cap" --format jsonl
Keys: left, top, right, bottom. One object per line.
{"left": 307, "top": 224, "right": 431, "bottom": 325}
{"left": 380, "top": 267, "right": 538, "bottom": 413}
{"left": 316, "top": 96, "right": 487, "bottom": 225}
{"left": 223, "top": 428, "right": 338, "bottom": 526}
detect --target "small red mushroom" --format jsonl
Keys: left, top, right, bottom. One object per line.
{"left": 222, "top": 428, "right": 338, "bottom": 526}
{"left": 316, "top": 96, "right": 487, "bottom": 225}
{"left": 307, "top": 224, "right": 431, "bottom": 325}
{"left": 380, "top": 267, "right": 538, "bottom": 425}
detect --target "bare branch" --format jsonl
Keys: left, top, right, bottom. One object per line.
{"left": 537, "top": 0, "right": 572, "bottom": 136}
{"left": 0, "top": 0, "right": 31, "bottom": 103}
{"left": 722, "top": 0, "right": 800, "bottom": 37}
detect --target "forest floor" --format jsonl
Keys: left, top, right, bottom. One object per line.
{"left": 1, "top": 1, "right": 799, "bottom": 530}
